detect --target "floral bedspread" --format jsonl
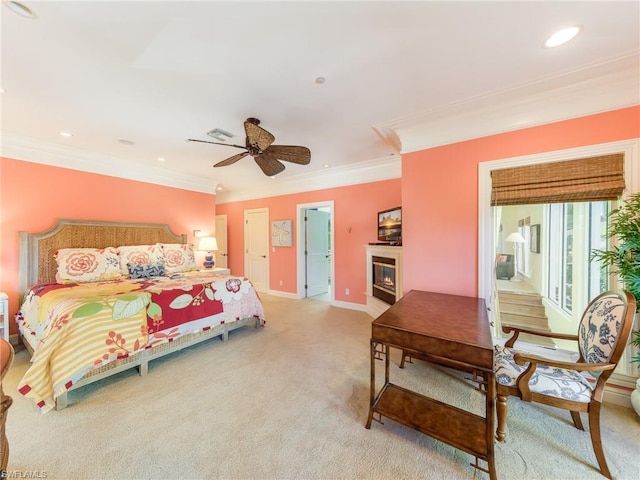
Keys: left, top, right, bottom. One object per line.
{"left": 17, "top": 272, "right": 265, "bottom": 413}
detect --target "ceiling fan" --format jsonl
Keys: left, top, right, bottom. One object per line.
{"left": 188, "top": 118, "right": 311, "bottom": 176}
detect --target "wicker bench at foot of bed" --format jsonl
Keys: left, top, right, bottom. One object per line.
{"left": 54, "top": 316, "right": 263, "bottom": 410}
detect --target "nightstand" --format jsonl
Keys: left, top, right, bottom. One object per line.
{"left": 0, "top": 292, "right": 8, "bottom": 341}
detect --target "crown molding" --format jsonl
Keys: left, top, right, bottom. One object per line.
{"left": 215, "top": 155, "right": 401, "bottom": 204}
{"left": 0, "top": 132, "right": 400, "bottom": 202}
{"left": 374, "top": 53, "right": 640, "bottom": 154}
{"left": 0, "top": 133, "right": 217, "bottom": 194}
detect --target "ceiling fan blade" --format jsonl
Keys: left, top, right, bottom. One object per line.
{"left": 263, "top": 145, "right": 311, "bottom": 165}
{"left": 244, "top": 120, "right": 275, "bottom": 152}
{"left": 254, "top": 155, "right": 285, "bottom": 176}
{"left": 214, "top": 151, "right": 249, "bottom": 167}
{"left": 187, "top": 138, "right": 247, "bottom": 150}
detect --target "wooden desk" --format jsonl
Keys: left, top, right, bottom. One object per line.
{"left": 365, "top": 290, "right": 496, "bottom": 480}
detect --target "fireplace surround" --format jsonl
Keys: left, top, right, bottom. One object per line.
{"left": 365, "top": 245, "right": 403, "bottom": 317}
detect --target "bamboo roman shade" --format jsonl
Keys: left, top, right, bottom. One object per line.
{"left": 491, "top": 154, "right": 625, "bottom": 206}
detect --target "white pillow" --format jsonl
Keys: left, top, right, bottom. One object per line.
{"left": 158, "top": 243, "right": 197, "bottom": 274}
{"left": 117, "top": 244, "right": 164, "bottom": 276}
{"left": 55, "top": 247, "right": 122, "bottom": 283}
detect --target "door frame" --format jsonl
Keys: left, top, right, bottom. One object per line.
{"left": 478, "top": 138, "right": 638, "bottom": 378}
{"left": 296, "top": 201, "right": 335, "bottom": 301}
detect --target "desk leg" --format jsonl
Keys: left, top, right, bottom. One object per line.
{"left": 365, "top": 340, "right": 377, "bottom": 429}
{"left": 486, "top": 372, "right": 497, "bottom": 480}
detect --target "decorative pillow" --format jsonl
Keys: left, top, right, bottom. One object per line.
{"left": 127, "top": 261, "right": 166, "bottom": 279}
{"left": 158, "top": 243, "right": 197, "bottom": 274}
{"left": 117, "top": 244, "right": 164, "bottom": 276}
{"left": 55, "top": 247, "right": 122, "bottom": 283}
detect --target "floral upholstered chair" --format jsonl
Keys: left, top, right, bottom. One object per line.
{"left": 494, "top": 290, "right": 636, "bottom": 480}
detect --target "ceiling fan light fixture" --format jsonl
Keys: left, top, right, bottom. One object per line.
{"left": 193, "top": 117, "right": 310, "bottom": 176}
{"left": 544, "top": 25, "right": 582, "bottom": 48}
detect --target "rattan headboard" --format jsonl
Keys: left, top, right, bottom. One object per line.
{"left": 19, "top": 219, "right": 187, "bottom": 293}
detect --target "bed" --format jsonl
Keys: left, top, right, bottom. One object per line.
{"left": 16, "top": 219, "right": 265, "bottom": 413}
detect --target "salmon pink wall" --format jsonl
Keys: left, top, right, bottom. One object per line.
{"left": 0, "top": 158, "right": 216, "bottom": 335}
{"left": 402, "top": 106, "right": 640, "bottom": 298}
{"left": 216, "top": 179, "right": 402, "bottom": 304}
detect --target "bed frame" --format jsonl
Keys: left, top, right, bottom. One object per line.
{"left": 19, "top": 219, "right": 262, "bottom": 410}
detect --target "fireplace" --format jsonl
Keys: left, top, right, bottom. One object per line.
{"left": 365, "top": 244, "right": 403, "bottom": 317}
{"left": 372, "top": 256, "right": 396, "bottom": 305}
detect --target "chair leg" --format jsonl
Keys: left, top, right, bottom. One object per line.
{"left": 588, "top": 403, "right": 612, "bottom": 480}
{"left": 570, "top": 410, "right": 585, "bottom": 431}
{"left": 496, "top": 393, "right": 508, "bottom": 442}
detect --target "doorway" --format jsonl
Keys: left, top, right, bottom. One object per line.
{"left": 244, "top": 208, "right": 269, "bottom": 293}
{"left": 297, "top": 201, "right": 334, "bottom": 301}
{"left": 215, "top": 214, "right": 228, "bottom": 270}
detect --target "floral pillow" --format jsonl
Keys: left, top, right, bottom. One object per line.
{"left": 55, "top": 247, "right": 122, "bottom": 283}
{"left": 117, "top": 244, "right": 164, "bottom": 277}
{"left": 127, "top": 261, "right": 166, "bottom": 279}
{"left": 158, "top": 243, "right": 197, "bottom": 274}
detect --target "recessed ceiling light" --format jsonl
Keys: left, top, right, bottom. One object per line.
{"left": 3, "top": 1, "right": 36, "bottom": 18}
{"left": 315, "top": 77, "right": 326, "bottom": 84}
{"left": 323, "top": 164, "right": 330, "bottom": 168}
{"left": 118, "top": 139, "right": 136, "bottom": 145}
{"left": 157, "top": 157, "right": 165, "bottom": 162}
{"left": 544, "top": 25, "right": 582, "bottom": 48}
{"left": 59, "top": 131, "right": 73, "bottom": 137}
{"left": 216, "top": 185, "right": 223, "bottom": 191}
{"left": 0, "top": 88, "right": 5, "bottom": 93}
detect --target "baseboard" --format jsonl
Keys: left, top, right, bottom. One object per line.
{"left": 604, "top": 382, "right": 633, "bottom": 407}
{"left": 331, "top": 299, "right": 367, "bottom": 312}
{"left": 265, "top": 289, "right": 299, "bottom": 300}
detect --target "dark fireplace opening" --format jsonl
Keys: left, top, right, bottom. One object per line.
{"left": 372, "top": 255, "right": 396, "bottom": 305}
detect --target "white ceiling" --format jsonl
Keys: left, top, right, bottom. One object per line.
{"left": 1, "top": 1, "right": 639, "bottom": 203}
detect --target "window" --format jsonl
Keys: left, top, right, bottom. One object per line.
{"left": 547, "top": 201, "right": 609, "bottom": 314}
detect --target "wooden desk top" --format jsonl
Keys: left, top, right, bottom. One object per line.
{"left": 371, "top": 290, "right": 493, "bottom": 371}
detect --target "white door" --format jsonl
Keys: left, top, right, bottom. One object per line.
{"left": 215, "top": 214, "right": 228, "bottom": 270}
{"left": 244, "top": 208, "right": 269, "bottom": 292}
{"left": 305, "top": 209, "right": 330, "bottom": 297}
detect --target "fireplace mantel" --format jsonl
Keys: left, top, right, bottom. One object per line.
{"left": 365, "top": 245, "right": 403, "bottom": 317}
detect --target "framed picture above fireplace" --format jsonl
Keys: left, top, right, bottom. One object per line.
{"left": 377, "top": 207, "right": 402, "bottom": 244}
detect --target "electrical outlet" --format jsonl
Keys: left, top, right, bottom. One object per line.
{"left": 279, "top": 280, "right": 283, "bottom": 286}
{"left": 345, "top": 288, "right": 350, "bottom": 295}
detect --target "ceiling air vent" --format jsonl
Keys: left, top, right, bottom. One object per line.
{"left": 207, "top": 128, "right": 235, "bottom": 142}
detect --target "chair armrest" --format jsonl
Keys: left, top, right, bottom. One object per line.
{"left": 513, "top": 352, "right": 615, "bottom": 401}
{"left": 502, "top": 324, "right": 579, "bottom": 348}
{"left": 514, "top": 353, "right": 615, "bottom": 373}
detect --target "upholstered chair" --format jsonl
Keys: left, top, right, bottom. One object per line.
{"left": 494, "top": 290, "right": 636, "bottom": 480}
{"left": 1, "top": 338, "right": 14, "bottom": 472}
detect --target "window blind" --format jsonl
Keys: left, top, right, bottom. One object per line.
{"left": 491, "top": 154, "right": 625, "bottom": 206}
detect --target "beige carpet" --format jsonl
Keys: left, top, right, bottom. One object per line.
{"left": 3, "top": 294, "right": 640, "bottom": 480}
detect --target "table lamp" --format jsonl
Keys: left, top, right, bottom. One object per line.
{"left": 198, "top": 236, "right": 218, "bottom": 269}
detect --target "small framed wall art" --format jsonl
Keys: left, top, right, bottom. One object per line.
{"left": 272, "top": 220, "right": 293, "bottom": 247}
{"left": 530, "top": 224, "right": 540, "bottom": 253}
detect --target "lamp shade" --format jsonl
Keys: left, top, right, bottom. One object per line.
{"left": 198, "top": 236, "right": 218, "bottom": 252}
{"left": 505, "top": 232, "right": 526, "bottom": 243}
